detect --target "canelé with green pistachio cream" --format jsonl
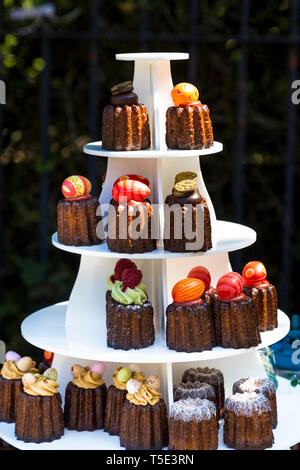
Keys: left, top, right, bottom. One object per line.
{"left": 15, "top": 368, "right": 64, "bottom": 443}
{"left": 106, "top": 259, "right": 155, "bottom": 350}
{"left": 64, "top": 362, "right": 107, "bottom": 432}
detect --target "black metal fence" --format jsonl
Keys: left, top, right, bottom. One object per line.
{"left": 0, "top": 0, "right": 299, "bottom": 332}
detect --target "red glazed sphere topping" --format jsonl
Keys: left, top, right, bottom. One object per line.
{"left": 114, "top": 174, "right": 150, "bottom": 187}
{"left": 122, "top": 268, "right": 143, "bottom": 289}
{"left": 242, "top": 261, "right": 267, "bottom": 287}
{"left": 216, "top": 272, "right": 243, "bottom": 300}
{"left": 187, "top": 266, "right": 211, "bottom": 292}
{"left": 114, "top": 259, "right": 137, "bottom": 281}
{"left": 44, "top": 351, "right": 54, "bottom": 365}
{"left": 61, "top": 175, "right": 91, "bottom": 198}
{"left": 171, "top": 83, "right": 199, "bottom": 107}
{"left": 112, "top": 178, "right": 150, "bottom": 203}
{"left": 172, "top": 278, "right": 205, "bottom": 303}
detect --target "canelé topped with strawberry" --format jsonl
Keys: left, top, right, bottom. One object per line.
{"left": 57, "top": 175, "right": 101, "bottom": 247}
{"left": 107, "top": 174, "right": 156, "bottom": 254}
{"left": 213, "top": 272, "right": 261, "bottom": 349}
{"left": 106, "top": 259, "right": 155, "bottom": 350}
{"left": 242, "top": 261, "right": 278, "bottom": 332}
{"left": 166, "top": 82, "right": 214, "bottom": 150}
{"left": 166, "top": 276, "right": 216, "bottom": 353}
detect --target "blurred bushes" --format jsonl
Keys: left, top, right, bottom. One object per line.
{"left": 0, "top": 0, "right": 299, "bottom": 356}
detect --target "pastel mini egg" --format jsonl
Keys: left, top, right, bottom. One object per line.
{"left": 61, "top": 175, "right": 91, "bottom": 199}
{"left": 43, "top": 367, "right": 58, "bottom": 382}
{"left": 146, "top": 375, "right": 160, "bottom": 390}
{"left": 22, "top": 373, "right": 37, "bottom": 387}
{"left": 126, "top": 378, "right": 141, "bottom": 395}
{"left": 5, "top": 351, "right": 21, "bottom": 362}
{"left": 171, "top": 83, "right": 199, "bottom": 107}
{"left": 90, "top": 362, "right": 105, "bottom": 376}
{"left": 16, "top": 356, "right": 33, "bottom": 373}
{"left": 117, "top": 367, "right": 132, "bottom": 383}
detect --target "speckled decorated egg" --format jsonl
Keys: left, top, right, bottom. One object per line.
{"left": 242, "top": 261, "right": 267, "bottom": 287}
{"left": 71, "top": 364, "right": 85, "bottom": 378}
{"left": 146, "top": 375, "right": 160, "bottom": 390}
{"left": 22, "top": 373, "right": 37, "bottom": 387}
{"left": 112, "top": 179, "right": 150, "bottom": 203}
{"left": 172, "top": 278, "right": 205, "bottom": 303}
{"left": 61, "top": 175, "right": 91, "bottom": 199}
{"left": 43, "top": 367, "right": 58, "bottom": 382}
{"left": 127, "top": 378, "right": 141, "bottom": 395}
{"left": 171, "top": 83, "right": 199, "bottom": 107}
{"left": 187, "top": 266, "right": 211, "bottom": 292}
{"left": 216, "top": 272, "right": 243, "bottom": 300}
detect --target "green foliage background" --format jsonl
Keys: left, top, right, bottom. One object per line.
{"left": 0, "top": 0, "right": 299, "bottom": 359}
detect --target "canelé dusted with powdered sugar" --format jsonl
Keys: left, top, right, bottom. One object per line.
{"left": 224, "top": 392, "right": 274, "bottom": 449}
{"left": 166, "top": 83, "right": 214, "bottom": 150}
{"left": 233, "top": 376, "right": 277, "bottom": 428}
{"left": 102, "top": 81, "right": 150, "bottom": 151}
{"left": 168, "top": 398, "right": 218, "bottom": 450}
{"left": 181, "top": 367, "right": 225, "bottom": 418}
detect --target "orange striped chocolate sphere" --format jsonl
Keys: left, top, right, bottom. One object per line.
{"left": 172, "top": 278, "right": 205, "bottom": 303}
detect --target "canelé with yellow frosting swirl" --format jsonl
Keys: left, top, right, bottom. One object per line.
{"left": 120, "top": 378, "right": 168, "bottom": 450}
{"left": 15, "top": 369, "right": 64, "bottom": 443}
{"left": 0, "top": 356, "right": 37, "bottom": 423}
{"left": 104, "top": 367, "right": 145, "bottom": 436}
{"left": 106, "top": 260, "right": 155, "bottom": 350}
{"left": 64, "top": 363, "right": 107, "bottom": 432}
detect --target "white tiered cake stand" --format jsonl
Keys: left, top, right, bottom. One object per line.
{"left": 1, "top": 52, "right": 299, "bottom": 450}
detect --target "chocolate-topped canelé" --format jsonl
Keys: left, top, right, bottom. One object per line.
{"left": 102, "top": 81, "right": 150, "bottom": 151}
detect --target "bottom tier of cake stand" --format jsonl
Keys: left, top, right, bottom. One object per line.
{"left": 0, "top": 377, "right": 298, "bottom": 450}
